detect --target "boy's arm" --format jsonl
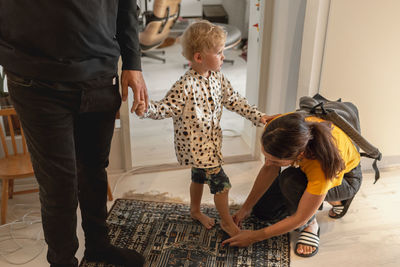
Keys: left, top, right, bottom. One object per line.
{"left": 140, "top": 82, "right": 186, "bottom": 120}
{"left": 221, "top": 74, "right": 266, "bottom": 126}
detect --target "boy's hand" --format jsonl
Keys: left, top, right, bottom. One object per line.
{"left": 260, "top": 114, "right": 280, "bottom": 124}
{"left": 135, "top": 101, "right": 146, "bottom": 116}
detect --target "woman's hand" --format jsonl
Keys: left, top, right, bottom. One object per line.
{"left": 222, "top": 230, "right": 261, "bottom": 247}
{"left": 233, "top": 207, "right": 251, "bottom": 227}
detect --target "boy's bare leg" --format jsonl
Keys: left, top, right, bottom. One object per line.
{"left": 190, "top": 182, "right": 215, "bottom": 229}
{"left": 214, "top": 190, "right": 240, "bottom": 237}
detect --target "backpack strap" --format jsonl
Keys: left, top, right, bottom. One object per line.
{"left": 323, "top": 110, "right": 382, "bottom": 184}
{"left": 298, "top": 95, "right": 382, "bottom": 183}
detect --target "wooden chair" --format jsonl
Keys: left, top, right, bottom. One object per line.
{"left": 0, "top": 108, "right": 37, "bottom": 224}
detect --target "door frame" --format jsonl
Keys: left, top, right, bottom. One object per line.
{"left": 116, "top": 0, "right": 308, "bottom": 172}
{"left": 296, "top": 0, "right": 330, "bottom": 100}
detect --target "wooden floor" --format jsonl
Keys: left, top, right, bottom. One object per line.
{"left": 1, "top": 162, "right": 400, "bottom": 266}
{"left": 110, "top": 163, "right": 400, "bottom": 267}
{"left": 113, "top": 164, "right": 400, "bottom": 267}
{"left": 292, "top": 166, "right": 400, "bottom": 267}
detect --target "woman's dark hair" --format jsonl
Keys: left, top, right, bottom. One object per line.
{"left": 261, "top": 113, "right": 345, "bottom": 180}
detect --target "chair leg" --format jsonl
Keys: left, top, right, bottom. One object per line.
{"left": 8, "top": 179, "right": 14, "bottom": 199}
{"left": 223, "top": 59, "right": 235, "bottom": 65}
{"left": 1, "top": 179, "right": 9, "bottom": 225}
{"left": 107, "top": 183, "right": 113, "bottom": 201}
{"left": 147, "top": 50, "right": 165, "bottom": 55}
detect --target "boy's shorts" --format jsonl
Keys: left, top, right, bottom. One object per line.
{"left": 191, "top": 166, "right": 231, "bottom": 194}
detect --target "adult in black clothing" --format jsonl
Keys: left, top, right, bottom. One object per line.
{"left": 0, "top": 1, "right": 147, "bottom": 266}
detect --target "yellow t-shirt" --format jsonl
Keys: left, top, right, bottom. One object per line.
{"left": 300, "top": 116, "right": 360, "bottom": 195}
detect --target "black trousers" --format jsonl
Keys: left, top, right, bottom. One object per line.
{"left": 6, "top": 71, "right": 121, "bottom": 267}
{"left": 252, "top": 165, "right": 362, "bottom": 231}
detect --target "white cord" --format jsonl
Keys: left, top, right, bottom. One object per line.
{"left": 0, "top": 205, "right": 45, "bottom": 265}
{"left": 0, "top": 167, "right": 156, "bottom": 265}
{"left": 111, "top": 166, "right": 147, "bottom": 197}
{"left": 222, "top": 128, "right": 242, "bottom": 137}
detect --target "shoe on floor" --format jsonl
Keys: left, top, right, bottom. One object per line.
{"left": 329, "top": 196, "right": 355, "bottom": 219}
{"left": 84, "top": 245, "right": 145, "bottom": 267}
{"left": 294, "top": 227, "right": 320, "bottom": 258}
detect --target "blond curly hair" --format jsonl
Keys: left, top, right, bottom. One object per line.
{"left": 181, "top": 20, "right": 227, "bottom": 61}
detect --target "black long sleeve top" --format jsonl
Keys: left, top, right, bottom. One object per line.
{"left": 0, "top": 0, "right": 141, "bottom": 81}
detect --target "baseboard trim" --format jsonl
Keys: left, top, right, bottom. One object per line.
{"left": 108, "top": 154, "right": 257, "bottom": 175}
{"left": 361, "top": 155, "right": 400, "bottom": 172}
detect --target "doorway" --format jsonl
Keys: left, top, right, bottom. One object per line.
{"left": 114, "top": 0, "right": 275, "bottom": 173}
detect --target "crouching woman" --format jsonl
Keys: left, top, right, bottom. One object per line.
{"left": 222, "top": 112, "right": 362, "bottom": 257}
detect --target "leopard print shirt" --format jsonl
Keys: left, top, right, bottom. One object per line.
{"left": 143, "top": 68, "right": 265, "bottom": 168}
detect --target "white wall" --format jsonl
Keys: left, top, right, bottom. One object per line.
{"left": 0, "top": 137, "right": 24, "bottom": 158}
{"left": 243, "top": 0, "right": 271, "bottom": 155}
{"left": 319, "top": 0, "right": 400, "bottom": 158}
{"left": 263, "top": 0, "right": 307, "bottom": 114}
{"left": 108, "top": 59, "right": 133, "bottom": 172}
{"left": 222, "top": 0, "right": 249, "bottom": 38}
{"left": 241, "top": 0, "right": 307, "bottom": 158}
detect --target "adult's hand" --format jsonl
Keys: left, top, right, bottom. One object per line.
{"left": 232, "top": 207, "right": 251, "bottom": 227}
{"left": 121, "top": 70, "right": 149, "bottom": 113}
{"left": 222, "top": 230, "right": 261, "bottom": 247}
{"left": 135, "top": 101, "right": 146, "bottom": 117}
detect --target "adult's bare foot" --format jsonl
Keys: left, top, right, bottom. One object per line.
{"left": 328, "top": 200, "right": 342, "bottom": 217}
{"left": 191, "top": 211, "right": 215, "bottom": 229}
{"left": 296, "top": 218, "right": 319, "bottom": 256}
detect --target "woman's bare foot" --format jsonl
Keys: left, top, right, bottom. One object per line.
{"left": 220, "top": 220, "right": 240, "bottom": 237}
{"left": 191, "top": 211, "right": 215, "bottom": 229}
{"left": 296, "top": 218, "right": 319, "bottom": 256}
{"left": 328, "top": 200, "right": 342, "bottom": 217}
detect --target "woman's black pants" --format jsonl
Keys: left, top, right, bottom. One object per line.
{"left": 252, "top": 165, "right": 362, "bottom": 230}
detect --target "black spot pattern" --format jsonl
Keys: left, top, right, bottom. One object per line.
{"left": 142, "top": 69, "right": 265, "bottom": 168}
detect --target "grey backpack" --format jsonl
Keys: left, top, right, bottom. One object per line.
{"left": 297, "top": 94, "right": 382, "bottom": 183}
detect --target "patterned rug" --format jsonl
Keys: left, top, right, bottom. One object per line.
{"left": 80, "top": 199, "right": 290, "bottom": 267}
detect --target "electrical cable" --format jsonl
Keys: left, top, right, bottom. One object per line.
{"left": 111, "top": 166, "right": 147, "bottom": 197}
{"left": 0, "top": 166, "right": 153, "bottom": 265}
{"left": 0, "top": 166, "right": 154, "bottom": 265}
{"left": 222, "top": 128, "right": 242, "bottom": 137}
{"left": 0, "top": 205, "right": 45, "bottom": 265}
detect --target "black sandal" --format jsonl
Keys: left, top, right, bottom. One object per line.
{"left": 295, "top": 227, "right": 320, "bottom": 257}
{"left": 329, "top": 196, "right": 355, "bottom": 219}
